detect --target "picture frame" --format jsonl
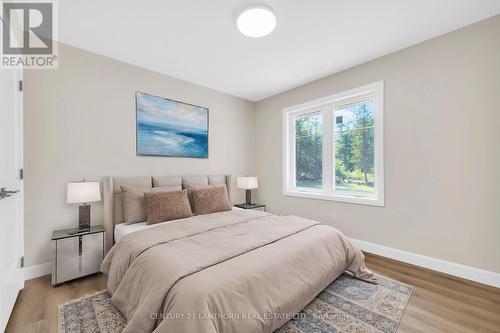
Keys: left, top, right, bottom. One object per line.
{"left": 135, "top": 91, "right": 209, "bottom": 158}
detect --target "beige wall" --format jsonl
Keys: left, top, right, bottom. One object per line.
{"left": 25, "top": 16, "right": 500, "bottom": 272}
{"left": 24, "top": 43, "right": 256, "bottom": 266}
{"left": 255, "top": 16, "right": 500, "bottom": 273}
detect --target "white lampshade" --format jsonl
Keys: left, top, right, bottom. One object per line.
{"left": 66, "top": 181, "right": 101, "bottom": 204}
{"left": 237, "top": 177, "right": 258, "bottom": 190}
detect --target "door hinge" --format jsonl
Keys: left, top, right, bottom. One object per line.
{"left": 20, "top": 256, "right": 24, "bottom": 268}
{"left": 19, "top": 168, "right": 23, "bottom": 180}
{"left": 18, "top": 80, "right": 23, "bottom": 92}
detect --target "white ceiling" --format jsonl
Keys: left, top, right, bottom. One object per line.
{"left": 58, "top": 1, "right": 500, "bottom": 101}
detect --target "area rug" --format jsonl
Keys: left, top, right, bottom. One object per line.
{"left": 58, "top": 273, "right": 412, "bottom": 333}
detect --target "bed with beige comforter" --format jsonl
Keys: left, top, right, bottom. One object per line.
{"left": 101, "top": 209, "right": 375, "bottom": 333}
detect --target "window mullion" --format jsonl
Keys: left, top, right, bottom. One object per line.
{"left": 290, "top": 114, "right": 296, "bottom": 191}
{"left": 332, "top": 106, "right": 337, "bottom": 193}
{"left": 322, "top": 108, "right": 333, "bottom": 194}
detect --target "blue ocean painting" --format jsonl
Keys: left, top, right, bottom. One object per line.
{"left": 136, "top": 92, "right": 208, "bottom": 158}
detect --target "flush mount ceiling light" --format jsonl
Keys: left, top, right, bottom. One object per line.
{"left": 237, "top": 6, "right": 277, "bottom": 38}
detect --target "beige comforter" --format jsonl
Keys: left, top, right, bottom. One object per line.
{"left": 101, "top": 209, "right": 375, "bottom": 333}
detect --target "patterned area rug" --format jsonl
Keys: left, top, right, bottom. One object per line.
{"left": 276, "top": 274, "right": 412, "bottom": 333}
{"left": 58, "top": 274, "right": 412, "bottom": 333}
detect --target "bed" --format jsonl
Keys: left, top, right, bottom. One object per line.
{"left": 101, "top": 175, "right": 375, "bottom": 333}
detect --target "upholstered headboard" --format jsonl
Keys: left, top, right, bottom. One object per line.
{"left": 102, "top": 175, "right": 231, "bottom": 252}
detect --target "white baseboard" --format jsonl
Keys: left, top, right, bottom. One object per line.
{"left": 23, "top": 262, "right": 51, "bottom": 281}
{"left": 350, "top": 238, "right": 500, "bottom": 289}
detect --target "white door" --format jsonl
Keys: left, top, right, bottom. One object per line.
{"left": 0, "top": 68, "right": 24, "bottom": 332}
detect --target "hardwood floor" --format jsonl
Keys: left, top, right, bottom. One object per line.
{"left": 5, "top": 274, "right": 107, "bottom": 333}
{"left": 365, "top": 253, "right": 500, "bottom": 333}
{"left": 6, "top": 254, "right": 500, "bottom": 333}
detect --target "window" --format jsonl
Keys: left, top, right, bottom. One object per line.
{"left": 283, "top": 81, "right": 384, "bottom": 206}
{"left": 295, "top": 112, "right": 322, "bottom": 189}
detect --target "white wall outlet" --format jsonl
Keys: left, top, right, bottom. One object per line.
{"left": 330, "top": 211, "right": 337, "bottom": 223}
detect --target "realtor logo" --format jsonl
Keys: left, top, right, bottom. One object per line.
{"left": 1, "top": 0, "right": 58, "bottom": 69}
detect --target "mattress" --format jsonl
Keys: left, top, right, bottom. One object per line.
{"left": 114, "top": 207, "right": 244, "bottom": 242}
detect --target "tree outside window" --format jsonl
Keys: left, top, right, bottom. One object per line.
{"left": 335, "top": 101, "right": 375, "bottom": 194}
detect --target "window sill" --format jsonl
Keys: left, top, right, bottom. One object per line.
{"left": 283, "top": 189, "right": 384, "bottom": 207}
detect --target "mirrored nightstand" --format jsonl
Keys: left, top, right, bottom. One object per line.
{"left": 233, "top": 203, "right": 266, "bottom": 212}
{"left": 51, "top": 225, "right": 105, "bottom": 286}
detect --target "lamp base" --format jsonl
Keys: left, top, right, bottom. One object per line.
{"left": 245, "top": 189, "right": 253, "bottom": 205}
{"left": 79, "top": 204, "right": 91, "bottom": 231}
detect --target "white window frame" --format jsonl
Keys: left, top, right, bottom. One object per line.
{"left": 283, "top": 81, "right": 384, "bottom": 206}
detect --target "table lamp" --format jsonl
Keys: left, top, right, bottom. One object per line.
{"left": 237, "top": 176, "right": 258, "bottom": 206}
{"left": 66, "top": 181, "right": 101, "bottom": 231}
